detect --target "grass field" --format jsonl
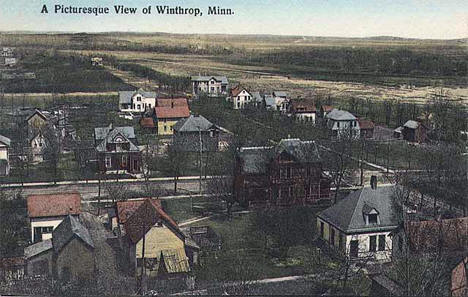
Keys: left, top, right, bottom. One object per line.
{"left": 1, "top": 32, "right": 466, "bottom": 104}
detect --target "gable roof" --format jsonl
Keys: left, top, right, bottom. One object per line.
{"left": 290, "top": 100, "right": 316, "bottom": 113}
{"left": 358, "top": 119, "right": 375, "bottom": 130}
{"left": 24, "top": 239, "right": 53, "bottom": 259}
{"left": 156, "top": 98, "right": 188, "bottom": 107}
{"left": 94, "top": 125, "right": 139, "bottom": 153}
{"left": 318, "top": 185, "right": 399, "bottom": 233}
{"left": 173, "top": 115, "right": 215, "bottom": 132}
{"left": 238, "top": 139, "right": 321, "bottom": 174}
{"left": 230, "top": 85, "right": 251, "bottom": 97}
{"left": 403, "top": 120, "right": 421, "bottom": 129}
{"left": 116, "top": 198, "right": 162, "bottom": 224}
{"left": 52, "top": 215, "right": 94, "bottom": 253}
{"left": 273, "top": 91, "right": 288, "bottom": 98}
{"left": 124, "top": 199, "right": 182, "bottom": 244}
{"left": 140, "top": 117, "right": 155, "bottom": 128}
{"left": 27, "top": 193, "right": 81, "bottom": 218}
{"left": 25, "top": 109, "right": 49, "bottom": 123}
{"left": 119, "top": 90, "right": 156, "bottom": 104}
{"left": 406, "top": 217, "right": 468, "bottom": 253}
{"left": 155, "top": 105, "right": 190, "bottom": 119}
{"left": 325, "top": 109, "right": 357, "bottom": 121}
{"left": 0, "top": 134, "right": 11, "bottom": 147}
{"left": 191, "top": 76, "right": 228, "bottom": 84}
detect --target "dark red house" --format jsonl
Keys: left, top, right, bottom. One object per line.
{"left": 94, "top": 124, "right": 142, "bottom": 174}
{"left": 234, "top": 138, "right": 331, "bottom": 207}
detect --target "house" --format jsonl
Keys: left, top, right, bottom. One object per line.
{"left": 0, "top": 134, "right": 11, "bottom": 176}
{"left": 191, "top": 76, "right": 228, "bottom": 97}
{"left": 52, "top": 215, "right": 95, "bottom": 281}
{"left": 154, "top": 98, "right": 190, "bottom": 136}
{"left": 234, "top": 138, "right": 331, "bottom": 207}
{"left": 27, "top": 193, "right": 81, "bottom": 243}
{"left": 358, "top": 119, "right": 375, "bottom": 139}
{"left": 173, "top": 114, "right": 229, "bottom": 152}
{"left": 402, "top": 120, "right": 427, "bottom": 143}
{"left": 24, "top": 239, "right": 53, "bottom": 276}
{"left": 392, "top": 217, "right": 468, "bottom": 257}
{"left": 319, "top": 105, "right": 334, "bottom": 118}
{"left": 91, "top": 57, "right": 103, "bottom": 66}
{"left": 28, "top": 132, "right": 47, "bottom": 163}
{"left": 251, "top": 91, "right": 264, "bottom": 108}
{"left": 24, "top": 215, "right": 95, "bottom": 281}
{"left": 325, "top": 109, "right": 360, "bottom": 139}
{"left": 228, "top": 85, "right": 253, "bottom": 109}
{"left": 1, "top": 47, "right": 15, "bottom": 57}
{"left": 290, "top": 100, "right": 317, "bottom": 124}
{"left": 94, "top": 124, "right": 142, "bottom": 174}
{"left": 139, "top": 117, "right": 157, "bottom": 133}
{"left": 0, "top": 257, "right": 24, "bottom": 282}
{"left": 273, "top": 91, "right": 288, "bottom": 99}
{"left": 119, "top": 90, "right": 157, "bottom": 113}
{"left": 451, "top": 256, "right": 468, "bottom": 297}
{"left": 123, "top": 199, "right": 192, "bottom": 278}
{"left": 265, "top": 94, "right": 289, "bottom": 113}
{"left": 317, "top": 183, "right": 399, "bottom": 262}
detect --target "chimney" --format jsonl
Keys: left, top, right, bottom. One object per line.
{"left": 370, "top": 175, "right": 377, "bottom": 189}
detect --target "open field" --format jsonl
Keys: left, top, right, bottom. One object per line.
{"left": 1, "top": 32, "right": 467, "bottom": 104}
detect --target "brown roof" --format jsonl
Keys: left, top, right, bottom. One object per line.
{"left": 358, "top": 119, "right": 375, "bottom": 130}
{"left": 0, "top": 257, "right": 24, "bottom": 269}
{"left": 407, "top": 217, "right": 468, "bottom": 253}
{"left": 156, "top": 98, "right": 188, "bottom": 107}
{"left": 321, "top": 105, "right": 334, "bottom": 112}
{"left": 230, "top": 85, "right": 248, "bottom": 97}
{"left": 140, "top": 117, "right": 155, "bottom": 128}
{"left": 290, "top": 100, "right": 316, "bottom": 113}
{"left": 124, "top": 198, "right": 182, "bottom": 244}
{"left": 116, "top": 198, "right": 162, "bottom": 224}
{"left": 27, "top": 193, "right": 81, "bottom": 218}
{"left": 154, "top": 99, "right": 190, "bottom": 119}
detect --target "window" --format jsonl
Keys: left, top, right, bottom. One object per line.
{"left": 122, "top": 155, "right": 128, "bottom": 167}
{"left": 369, "top": 235, "right": 377, "bottom": 252}
{"left": 211, "top": 87, "right": 215, "bottom": 92}
{"left": 164, "top": 126, "right": 167, "bottom": 132}
{"left": 137, "top": 104, "right": 141, "bottom": 110}
{"left": 337, "top": 122, "right": 340, "bottom": 128}
{"left": 320, "top": 222, "right": 324, "bottom": 238}
{"left": 368, "top": 214, "right": 378, "bottom": 224}
{"left": 105, "top": 156, "right": 111, "bottom": 168}
{"left": 339, "top": 234, "right": 344, "bottom": 250}
{"left": 378, "top": 235, "right": 386, "bottom": 251}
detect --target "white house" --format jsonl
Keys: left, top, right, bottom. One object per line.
{"left": 27, "top": 193, "right": 82, "bottom": 243}
{"left": 325, "top": 109, "right": 360, "bottom": 139}
{"left": 119, "top": 90, "right": 157, "bottom": 113}
{"left": 265, "top": 94, "right": 289, "bottom": 113}
{"left": 228, "top": 85, "right": 253, "bottom": 109}
{"left": 316, "top": 182, "right": 399, "bottom": 263}
{"left": 29, "top": 133, "right": 47, "bottom": 163}
{"left": 0, "top": 134, "right": 11, "bottom": 176}
{"left": 191, "top": 76, "right": 228, "bottom": 97}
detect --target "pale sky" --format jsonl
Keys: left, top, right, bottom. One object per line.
{"left": 0, "top": 0, "right": 466, "bottom": 39}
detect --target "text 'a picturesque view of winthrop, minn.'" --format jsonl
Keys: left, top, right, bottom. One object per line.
{"left": 0, "top": 0, "right": 466, "bottom": 296}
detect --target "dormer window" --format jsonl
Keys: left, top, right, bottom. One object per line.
{"left": 363, "top": 204, "right": 380, "bottom": 225}
{"left": 368, "top": 214, "right": 378, "bottom": 224}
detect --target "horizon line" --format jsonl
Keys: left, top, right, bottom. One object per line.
{"left": 0, "top": 30, "right": 466, "bottom": 41}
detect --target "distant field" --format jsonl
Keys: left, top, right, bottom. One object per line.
{"left": 1, "top": 32, "right": 467, "bottom": 103}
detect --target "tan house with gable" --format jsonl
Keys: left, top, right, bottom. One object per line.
{"left": 191, "top": 76, "right": 228, "bottom": 97}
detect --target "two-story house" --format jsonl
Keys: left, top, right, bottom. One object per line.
{"left": 191, "top": 76, "right": 228, "bottom": 97}
{"left": 317, "top": 182, "right": 398, "bottom": 263}
{"left": 119, "top": 90, "right": 157, "bottom": 114}
{"left": 228, "top": 85, "right": 253, "bottom": 109}
{"left": 0, "top": 134, "right": 11, "bottom": 176}
{"left": 325, "top": 109, "right": 360, "bottom": 139}
{"left": 154, "top": 98, "right": 190, "bottom": 136}
{"left": 27, "top": 193, "right": 82, "bottom": 243}
{"left": 290, "top": 100, "right": 317, "bottom": 124}
{"left": 234, "top": 138, "right": 331, "bottom": 207}
{"left": 265, "top": 92, "right": 289, "bottom": 113}
{"left": 173, "top": 114, "right": 231, "bottom": 152}
{"left": 94, "top": 124, "right": 142, "bottom": 174}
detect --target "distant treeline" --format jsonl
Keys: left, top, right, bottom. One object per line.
{"left": 224, "top": 47, "right": 468, "bottom": 86}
